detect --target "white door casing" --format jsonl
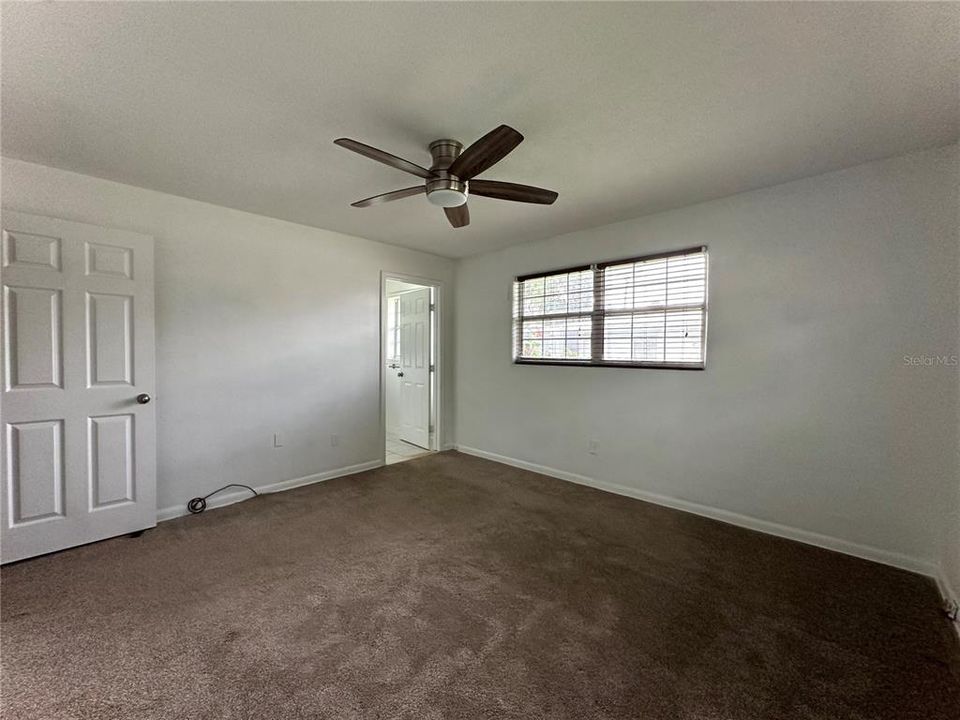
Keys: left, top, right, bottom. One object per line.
{"left": 1, "top": 211, "right": 156, "bottom": 563}
{"left": 398, "top": 288, "right": 431, "bottom": 449}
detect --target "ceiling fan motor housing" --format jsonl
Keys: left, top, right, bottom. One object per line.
{"left": 428, "top": 139, "right": 462, "bottom": 170}
{"left": 426, "top": 139, "right": 468, "bottom": 207}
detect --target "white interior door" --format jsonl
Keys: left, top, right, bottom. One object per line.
{"left": 1, "top": 211, "right": 156, "bottom": 563}
{"left": 398, "top": 288, "right": 431, "bottom": 450}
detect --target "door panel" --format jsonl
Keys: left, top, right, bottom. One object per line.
{"left": 87, "top": 292, "right": 133, "bottom": 386}
{"left": 4, "top": 286, "right": 63, "bottom": 389}
{"left": 6, "top": 419, "right": 65, "bottom": 524}
{"left": 88, "top": 414, "right": 135, "bottom": 508}
{"left": 3, "top": 230, "right": 61, "bottom": 271}
{"left": 85, "top": 242, "right": 133, "bottom": 279}
{"left": 1, "top": 211, "right": 156, "bottom": 563}
{"left": 398, "top": 288, "right": 431, "bottom": 450}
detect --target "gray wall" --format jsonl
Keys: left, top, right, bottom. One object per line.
{"left": 945, "top": 164, "right": 960, "bottom": 602}
{"left": 1, "top": 158, "right": 456, "bottom": 513}
{"left": 455, "top": 144, "right": 959, "bottom": 573}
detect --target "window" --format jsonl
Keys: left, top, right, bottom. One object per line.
{"left": 512, "top": 246, "right": 707, "bottom": 369}
{"left": 386, "top": 295, "right": 401, "bottom": 360}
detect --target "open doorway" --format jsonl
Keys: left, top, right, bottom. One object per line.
{"left": 382, "top": 275, "right": 440, "bottom": 465}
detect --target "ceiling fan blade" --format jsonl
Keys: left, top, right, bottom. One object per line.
{"left": 448, "top": 125, "right": 524, "bottom": 180}
{"left": 444, "top": 204, "right": 470, "bottom": 228}
{"left": 334, "top": 138, "right": 435, "bottom": 179}
{"left": 469, "top": 180, "right": 558, "bottom": 205}
{"left": 351, "top": 186, "right": 425, "bottom": 208}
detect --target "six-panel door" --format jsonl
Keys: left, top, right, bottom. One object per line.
{"left": 398, "top": 287, "right": 431, "bottom": 450}
{"left": 1, "top": 211, "right": 156, "bottom": 563}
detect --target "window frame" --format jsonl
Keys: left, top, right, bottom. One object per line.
{"left": 386, "top": 294, "right": 401, "bottom": 362}
{"left": 512, "top": 245, "right": 708, "bottom": 370}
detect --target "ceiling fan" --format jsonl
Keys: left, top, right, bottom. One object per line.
{"left": 334, "top": 125, "right": 558, "bottom": 228}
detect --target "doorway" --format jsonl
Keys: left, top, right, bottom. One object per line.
{"left": 382, "top": 275, "right": 440, "bottom": 465}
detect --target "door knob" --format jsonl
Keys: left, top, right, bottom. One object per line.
{"left": 397, "top": 372, "right": 404, "bottom": 378}
{"left": 136, "top": 393, "right": 151, "bottom": 404}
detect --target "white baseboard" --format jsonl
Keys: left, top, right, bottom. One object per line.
{"left": 455, "top": 445, "right": 937, "bottom": 578}
{"left": 156, "top": 459, "right": 383, "bottom": 522}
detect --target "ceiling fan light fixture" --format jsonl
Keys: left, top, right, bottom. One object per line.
{"left": 425, "top": 176, "right": 468, "bottom": 208}
{"left": 427, "top": 188, "right": 468, "bottom": 208}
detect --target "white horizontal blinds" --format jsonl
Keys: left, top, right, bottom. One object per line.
{"left": 513, "top": 269, "right": 593, "bottom": 360}
{"left": 601, "top": 249, "right": 707, "bottom": 365}
{"left": 513, "top": 247, "right": 707, "bottom": 367}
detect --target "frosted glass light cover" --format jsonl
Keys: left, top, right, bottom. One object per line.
{"left": 427, "top": 189, "right": 468, "bottom": 207}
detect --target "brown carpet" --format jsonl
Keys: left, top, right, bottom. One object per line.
{"left": 2, "top": 451, "right": 958, "bottom": 719}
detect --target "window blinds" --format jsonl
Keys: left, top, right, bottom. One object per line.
{"left": 513, "top": 247, "right": 707, "bottom": 368}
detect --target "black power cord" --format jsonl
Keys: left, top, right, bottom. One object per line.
{"left": 187, "top": 484, "right": 259, "bottom": 514}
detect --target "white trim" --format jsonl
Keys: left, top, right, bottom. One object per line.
{"left": 156, "top": 459, "right": 383, "bottom": 522}
{"left": 380, "top": 271, "right": 445, "bottom": 464}
{"left": 935, "top": 566, "right": 960, "bottom": 642}
{"left": 455, "top": 445, "right": 937, "bottom": 577}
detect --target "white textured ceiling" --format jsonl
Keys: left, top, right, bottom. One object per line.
{"left": 2, "top": 2, "right": 957, "bottom": 258}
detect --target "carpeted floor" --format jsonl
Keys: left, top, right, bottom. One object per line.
{"left": 2, "top": 451, "right": 958, "bottom": 719}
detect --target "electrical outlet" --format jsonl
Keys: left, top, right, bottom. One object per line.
{"left": 273, "top": 433, "right": 283, "bottom": 448}
{"left": 587, "top": 440, "right": 599, "bottom": 456}
{"left": 330, "top": 434, "right": 339, "bottom": 447}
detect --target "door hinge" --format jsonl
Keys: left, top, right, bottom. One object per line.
{"left": 429, "top": 364, "right": 435, "bottom": 372}
{"left": 429, "top": 303, "right": 436, "bottom": 311}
